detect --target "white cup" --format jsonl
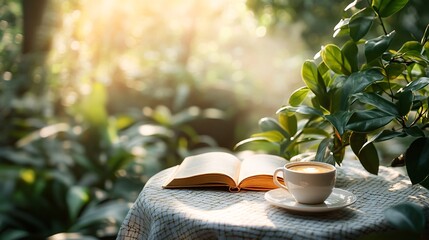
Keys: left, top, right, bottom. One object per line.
{"left": 273, "top": 161, "right": 336, "bottom": 204}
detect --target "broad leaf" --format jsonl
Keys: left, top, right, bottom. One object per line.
{"left": 347, "top": 109, "right": 395, "bottom": 132}
{"left": 235, "top": 136, "right": 279, "bottom": 149}
{"left": 349, "top": 7, "right": 375, "bottom": 42}
{"left": 315, "top": 138, "right": 336, "bottom": 165}
{"left": 384, "top": 202, "right": 426, "bottom": 233}
{"left": 252, "top": 131, "right": 285, "bottom": 142}
{"left": 276, "top": 105, "right": 324, "bottom": 117}
{"left": 342, "top": 41, "right": 359, "bottom": 72}
{"left": 404, "top": 126, "right": 425, "bottom": 137}
{"left": 372, "top": 0, "right": 409, "bottom": 18}
{"left": 289, "top": 87, "right": 310, "bottom": 106}
{"left": 385, "top": 63, "right": 406, "bottom": 80}
{"left": 258, "top": 117, "right": 290, "bottom": 138}
{"left": 365, "top": 31, "right": 395, "bottom": 63}
{"left": 302, "top": 61, "right": 326, "bottom": 97}
{"left": 349, "top": 132, "right": 379, "bottom": 174}
{"left": 340, "top": 69, "right": 385, "bottom": 110}
{"left": 399, "top": 77, "right": 429, "bottom": 93}
{"left": 396, "top": 90, "right": 413, "bottom": 116}
{"left": 351, "top": 93, "right": 399, "bottom": 116}
{"left": 278, "top": 112, "right": 297, "bottom": 136}
{"left": 368, "top": 129, "right": 406, "bottom": 143}
{"left": 321, "top": 44, "right": 352, "bottom": 75}
{"left": 398, "top": 41, "right": 423, "bottom": 53}
{"left": 325, "top": 111, "right": 351, "bottom": 136}
{"left": 405, "top": 137, "right": 429, "bottom": 184}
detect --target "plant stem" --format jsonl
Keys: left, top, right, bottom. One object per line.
{"left": 374, "top": 9, "right": 388, "bottom": 35}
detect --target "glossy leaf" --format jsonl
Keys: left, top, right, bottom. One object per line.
{"left": 302, "top": 128, "right": 331, "bottom": 138}
{"left": 252, "top": 131, "right": 285, "bottom": 142}
{"left": 278, "top": 112, "right": 297, "bottom": 136}
{"left": 325, "top": 111, "right": 351, "bottom": 136}
{"left": 321, "top": 44, "right": 352, "bottom": 75}
{"left": 342, "top": 41, "right": 359, "bottom": 72}
{"left": 234, "top": 136, "right": 279, "bottom": 149}
{"left": 349, "top": 7, "right": 375, "bottom": 42}
{"left": 351, "top": 93, "right": 399, "bottom": 116}
{"left": 398, "top": 41, "right": 423, "bottom": 53}
{"left": 301, "top": 60, "right": 327, "bottom": 101}
{"left": 384, "top": 202, "right": 426, "bottom": 233}
{"left": 344, "top": 0, "right": 358, "bottom": 11}
{"left": 349, "top": 132, "right": 379, "bottom": 174}
{"left": 258, "top": 117, "right": 290, "bottom": 138}
{"left": 365, "top": 31, "right": 395, "bottom": 63}
{"left": 367, "top": 129, "right": 406, "bottom": 143}
{"left": 404, "top": 126, "right": 425, "bottom": 137}
{"left": 315, "top": 138, "right": 336, "bottom": 165}
{"left": 372, "top": 0, "right": 409, "bottom": 18}
{"left": 396, "top": 90, "right": 413, "bottom": 116}
{"left": 276, "top": 105, "right": 324, "bottom": 117}
{"left": 289, "top": 87, "right": 310, "bottom": 106}
{"left": 385, "top": 63, "right": 406, "bottom": 80}
{"left": 405, "top": 137, "right": 429, "bottom": 184}
{"left": 347, "top": 109, "right": 395, "bottom": 132}
{"left": 339, "top": 69, "right": 385, "bottom": 110}
{"left": 399, "top": 77, "right": 429, "bottom": 93}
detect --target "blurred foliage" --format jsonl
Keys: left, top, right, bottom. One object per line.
{"left": 246, "top": 0, "right": 429, "bottom": 52}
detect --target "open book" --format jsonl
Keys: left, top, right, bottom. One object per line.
{"left": 162, "top": 152, "right": 286, "bottom": 191}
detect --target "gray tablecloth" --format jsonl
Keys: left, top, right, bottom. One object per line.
{"left": 117, "top": 159, "right": 429, "bottom": 240}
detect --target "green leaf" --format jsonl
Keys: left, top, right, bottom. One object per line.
{"left": 258, "top": 117, "right": 290, "bottom": 138}
{"left": 315, "top": 138, "right": 336, "bottom": 165}
{"left": 384, "top": 202, "right": 426, "bottom": 233}
{"left": 289, "top": 87, "right": 310, "bottom": 106}
{"left": 396, "top": 90, "right": 413, "bottom": 116}
{"left": 368, "top": 129, "right": 406, "bottom": 143}
{"left": 67, "top": 186, "right": 90, "bottom": 222}
{"left": 349, "top": 7, "right": 375, "bottom": 42}
{"left": 302, "top": 128, "right": 331, "bottom": 138}
{"left": 347, "top": 109, "right": 395, "bottom": 132}
{"left": 398, "top": 41, "right": 423, "bottom": 53}
{"left": 276, "top": 105, "right": 324, "bottom": 117}
{"left": 301, "top": 61, "right": 327, "bottom": 104}
{"left": 405, "top": 137, "right": 429, "bottom": 184}
{"left": 321, "top": 44, "right": 352, "bottom": 75}
{"left": 342, "top": 41, "right": 359, "bottom": 72}
{"left": 349, "top": 132, "right": 379, "bottom": 174}
{"left": 338, "top": 69, "right": 385, "bottom": 111}
{"left": 252, "top": 131, "right": 285, "bottom": 143}
{"left": 234, "top": 136, "right": 278, "bottom": 149}
{"left": 356, "top": 141, "right": 379, "bottom": 174}
{"left": 351, "top": 93, "right": 399, "bottom": 116}
{"left": 404, "top": 126, "right": 425, "bottom": 137}
{"left": 385, "top": 63, "right": 406, "bottom": 80}
{"left": 399, "top": 77, "right": 429, "bottom": 93}
{"left": 365, "top": 31, "right": 395, "bottom": 63}
{"left": 278, "top": 112, "right": 297, "bottom": 136}
{"left": 325, "top": 111, "right": 351, "bottom": 136}
{"left": 372, "top": 0, "right": 409, "bottom": 18}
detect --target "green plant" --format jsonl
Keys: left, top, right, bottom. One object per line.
{"left": 237, "top": 0, "right": 429, "bottom": 189}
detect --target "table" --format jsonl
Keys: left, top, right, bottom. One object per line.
{"left": 117, "top": 159, "right": 429, "bottom": 240}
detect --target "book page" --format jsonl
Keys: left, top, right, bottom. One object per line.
{"left": 172, "top": 152, "right": 241, "bottom": 185}
{"left": 237, "top": 154, "right": 286, "bottom": 190}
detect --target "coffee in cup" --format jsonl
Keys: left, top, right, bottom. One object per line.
{"left": 273, "top": 161, "right": 336, "bottom": 204}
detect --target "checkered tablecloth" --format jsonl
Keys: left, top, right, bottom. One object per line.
{"left": 116, "top": 159, "right": 429, "bottom": 240}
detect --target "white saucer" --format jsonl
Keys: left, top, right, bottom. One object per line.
{"left": 265, "top": 188, "right": 356, "bottom": 213}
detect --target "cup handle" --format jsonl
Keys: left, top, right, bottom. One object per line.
{"left": 273, "top": 167, "right": 288, "bottom": 190}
